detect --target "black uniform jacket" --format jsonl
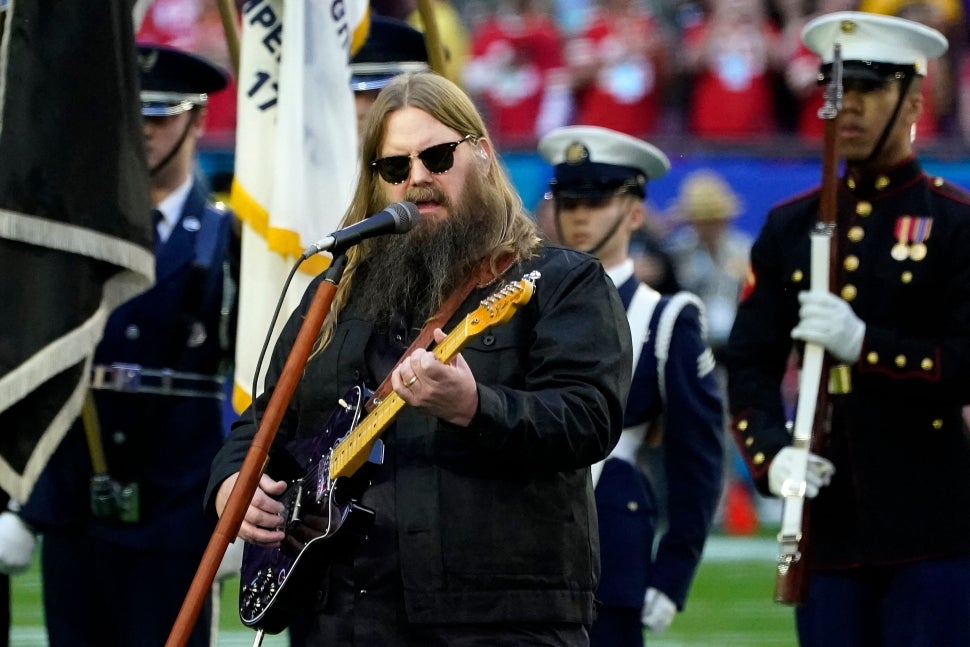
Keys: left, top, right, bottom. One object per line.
{"left": 726, "top": 157, "right": 970, "bottom": 569}
{"left": 206, "top": 243, "right": 632, "bottom": 625}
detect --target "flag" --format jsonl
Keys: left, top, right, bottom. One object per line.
{"left": 230, "top": 0, "right": 369, "bottom": 412}
{"left": 0, "top": 0, "right": 155, "bottom": 502}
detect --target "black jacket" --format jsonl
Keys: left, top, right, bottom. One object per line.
{"left": 206, "top": 243, "right": 632, "bottom": 624}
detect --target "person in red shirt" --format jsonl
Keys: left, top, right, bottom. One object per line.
{"left": 463, "top": 0, "right": 568, "bottom": 148}
{"left": 566, "top": 0, "right": 670, "bottom": 137}
{"left": 682, "top": 0, "right": 788, "bottom": 139}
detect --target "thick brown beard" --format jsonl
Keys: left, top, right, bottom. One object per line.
{"left": 351, "top": 165, "right": 506, "bottom": 330}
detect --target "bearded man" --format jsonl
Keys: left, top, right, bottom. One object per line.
{"left": 206, "top": 71, "right": 632, "bottom": 646}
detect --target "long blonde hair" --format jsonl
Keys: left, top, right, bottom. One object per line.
{"left": 313, "top": 72, "right": 539, "bottom": 353}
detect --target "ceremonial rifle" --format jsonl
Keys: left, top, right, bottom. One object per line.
{"left": 774, "top": 43, "right": 843, "bottom": 605}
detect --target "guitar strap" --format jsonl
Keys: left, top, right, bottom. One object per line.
{"left": 365, "top": 252, "right": 516, "bottom": 410}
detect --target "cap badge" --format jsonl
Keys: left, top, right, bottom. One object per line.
{"left": 565, "top": 142, "right": 589, "bottom": 165}
{"left": 839, "top": 19, "right": 857, "bottom": 34}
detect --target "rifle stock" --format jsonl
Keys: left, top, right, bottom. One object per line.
{"left": 773, "top": 43, "right": 842, "bottom": 606}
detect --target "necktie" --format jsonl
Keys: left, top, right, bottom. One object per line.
{"left": 151, "top": 208, "right": 164, "bottom": 253}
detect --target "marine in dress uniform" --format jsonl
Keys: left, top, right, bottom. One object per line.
{"left": 19, "top": 45, "right": 238, "bottom": 647}
{"left": 539, "top": 126, "right": 724, "bottom": 646}
{"left": 725, "top": 13, "right": 970, "bottom": 646}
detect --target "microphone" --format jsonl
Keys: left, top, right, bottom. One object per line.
{"left": 302, "top": 201, "right": 420, "bottom": 257}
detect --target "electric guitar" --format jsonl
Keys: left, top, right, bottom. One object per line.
{"left": 238, "top": 271, "right": 540, "bottom": 634}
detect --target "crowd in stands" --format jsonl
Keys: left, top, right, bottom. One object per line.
{"left": 139, "top": 0, "right": 970, "bottom": 154}
{"left": 459, "top": 0, "right": 970, "bottom": 149}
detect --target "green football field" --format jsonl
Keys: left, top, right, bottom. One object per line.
{"left": 10, "top": 533, "right": 797, "bottom": 646}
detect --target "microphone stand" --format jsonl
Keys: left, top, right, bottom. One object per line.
{"left": 165, "top": 253, "right": 349, "bottom": 647}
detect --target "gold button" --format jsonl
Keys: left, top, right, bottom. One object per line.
{"left": 894, "top": 354, "right": 906, "bottom": 368}
{"left": 932, "top": 419, "right": 943, "bottom": 429}
{"left": 844, "top": 255, "right": 860, "bottom": 272}
{"left": 745, "top": 437, "right": 754, "bottom": 447}
{"left": 791, "top": 269, "right": 804, "bottom": 283}
{"left": 867, "top": 351, "right": 879, "bottom": 365}
{"left": 855, "top": 201, "right": 872, "bottom": 216}
{"left": 847, "top": 178, "right": 857, "bottom": 190}
{"left": 627, "top": 501, "right": 639, "bottom": 512}
{"left": 875, "top": 175, "right": 890, "bottom": 190}
{"left": 901, "top": 271, "right": 913, "bottom": 283}
{"left": 737, "top": 419, "right": 749, "bottom": 432}
{"left": 753, "top": 452, "right": 765, "bottom": 466}
{"left": 934, "top": 177, "right": 944, "bottom": 187}
{"left": 848, "top": 226, "right": 865, "bottom": 242}
{"left": 841, "top": 284, "right": 857, "bottom": 301}
{"left": 921, "top": 358, "right": 934, "bottom": 371}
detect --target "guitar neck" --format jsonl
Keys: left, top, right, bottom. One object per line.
{"left": 328, "top": 321, "right": 474, "bottom": 480}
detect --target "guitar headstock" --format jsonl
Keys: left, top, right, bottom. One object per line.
{"left": 464, "top": 271, "right": 540, "bottom": 337}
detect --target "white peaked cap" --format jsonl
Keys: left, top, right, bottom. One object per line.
{"left": 538, "top": 126, "right": 670, "bottom": 180}
{"left": 802, "top": 11, "right": 948, "bottom": 75}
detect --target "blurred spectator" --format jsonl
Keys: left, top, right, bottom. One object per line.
{"left": 565, "top": 0, "right": 672, "bottom": 137}
{"left": 859, "top": 0, "right": 965, "bottom": 37}
{"left": 464, "top": 0, "right": 570, "bottom": 147}
{"left": 664, "top": 169, "right": 752, "bottom": 358}
{"left": 681, "top": 0, "right": 788, "bottom": 139}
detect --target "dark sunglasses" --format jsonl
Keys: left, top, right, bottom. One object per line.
{"left": 371, "top": 135, "right": 474, "bottom": 184}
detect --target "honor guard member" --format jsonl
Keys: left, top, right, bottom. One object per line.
{"left": 18, "top": 44, "right": 239, "bottom": 647}
{"left": 350, "top": 15, "right": 429, "bottom": 136}
{"left": 725, "top": 13, "right": 970, "bottom": 646}
{"left": 539, "top": 126, "right": 724, "bottom": 646}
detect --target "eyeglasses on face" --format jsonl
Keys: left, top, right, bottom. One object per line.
{"left": 371, "top": 135, "right": 475, "bottom": 184}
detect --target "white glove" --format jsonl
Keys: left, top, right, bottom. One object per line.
{"left": 791, "top": 291, "right": 866, "bottom": 363}
{"left": 768, "top": 447, "right": 835, "bottom": 498}
{"left": 216, "top": 537, "right": 244, "bottom": 581}
{"left": 0, "top": 510, "right": 36, "bottom": 575}
{"left": 641, "top": 587, "right": 677, "bottom": 633}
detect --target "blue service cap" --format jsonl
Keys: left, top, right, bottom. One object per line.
{"left": 350, "top": 16, "right": 430, "bottom": 92}
{"left": 137, "top": 43, "right": 230, "bottom": 117}
{"left": 538, "top": 126, "right": 670, "bottom": 200}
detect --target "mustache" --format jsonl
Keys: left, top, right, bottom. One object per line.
{"left": 404, "top": 185, "right": 450, "bottom": 207}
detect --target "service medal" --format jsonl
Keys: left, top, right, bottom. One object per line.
{"left": 909, "top": 242, "right": 927, "bottom": 261}
{"left": 892, "top": 216, "right": 913, "bottom": 262}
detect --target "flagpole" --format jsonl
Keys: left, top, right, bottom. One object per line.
{"left": 165, "top": 255, "right": 349, "bottom": 647}
{"left": 216, "top": 0, "right": 241, "bottom": 77}
{"left": 415, "top": 0, "right": 447, "bottom": 77}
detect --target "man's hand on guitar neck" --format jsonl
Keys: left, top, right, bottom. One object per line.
{"left": 215, "top": 472, "right": 287, "bottom": 547}
{"left": 392, "top": 328, "right": 479, "bottom": 427}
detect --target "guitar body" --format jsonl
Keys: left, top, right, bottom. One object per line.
{"left": 238, "top": 384, "right": 383, "bottom": 633}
